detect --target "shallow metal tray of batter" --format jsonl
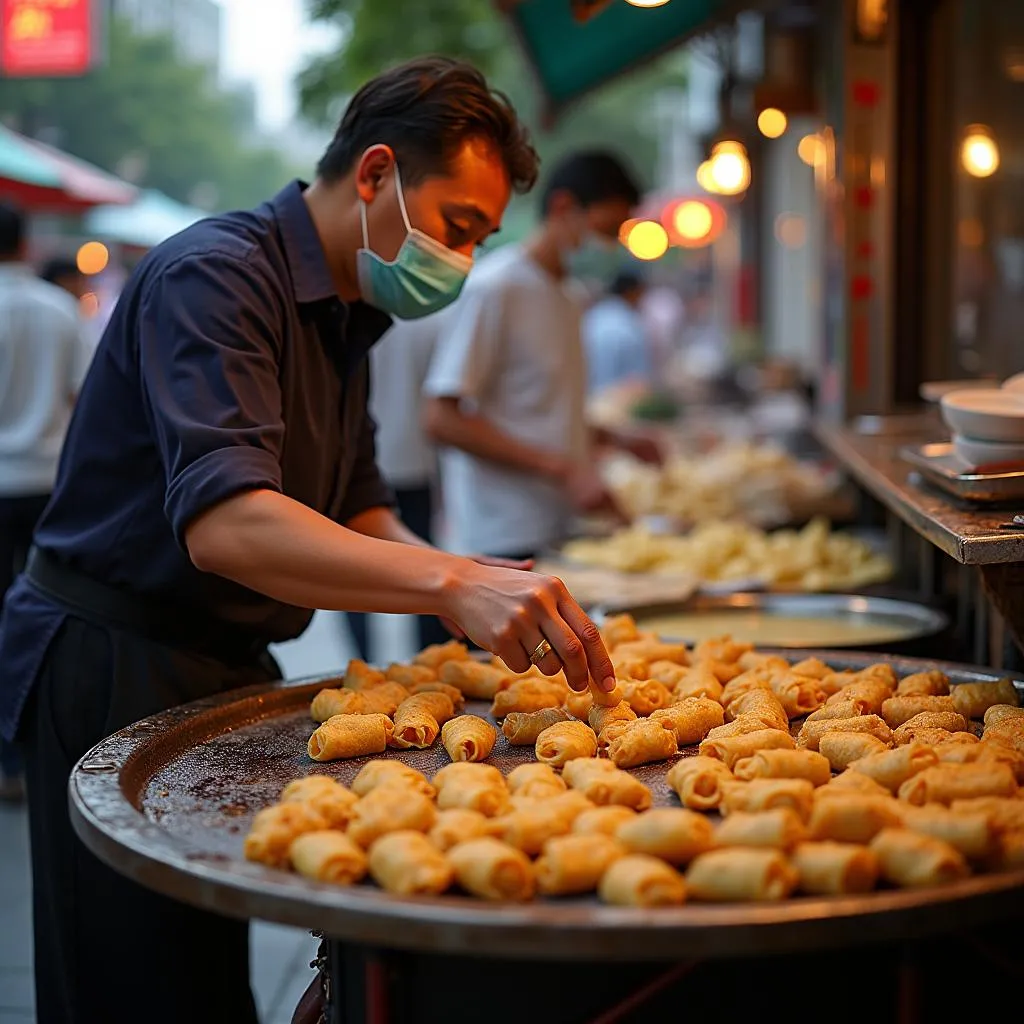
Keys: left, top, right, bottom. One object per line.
{"left": 900, "top": 443, "right": 1024, "bottom": 503}
{"left": 69, "top": 652, "right": 1024, "bottom": 962}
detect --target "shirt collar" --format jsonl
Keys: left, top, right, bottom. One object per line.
{"left": 270, "top": 179, "right": 338, "bottom": 304}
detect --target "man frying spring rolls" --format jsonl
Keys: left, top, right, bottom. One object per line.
{"left": 0, "top": 57, "right": 615, "bottom": 1024}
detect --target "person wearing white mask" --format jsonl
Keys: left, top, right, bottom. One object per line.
{"left": 424, "top": 150, "right": 661, "bottom": 561}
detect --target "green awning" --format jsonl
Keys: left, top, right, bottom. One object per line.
{"left": 501, "top": 0, "right": 724, "bottom": 119}
{"left": 0, "top": 125, "right": 62, "bottom": 188}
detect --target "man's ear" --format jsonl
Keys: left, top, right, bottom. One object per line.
{"left": 354, "top": 145, "right": 396, "bottom": 204}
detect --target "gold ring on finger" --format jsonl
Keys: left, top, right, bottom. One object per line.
{"left": 530, "top": 639, "right": 554, "bottom": 665}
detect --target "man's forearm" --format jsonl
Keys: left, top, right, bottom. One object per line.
{"left": 346, "top": 506, "right": 432, "bottom": 549}
{"left": 424, "top": 398, "right": 565, "bottom": 478}
{"left": 185, "top": 489, "right": 465, "bottom": 615}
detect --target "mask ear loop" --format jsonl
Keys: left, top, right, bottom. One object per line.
{"left": 392, "top": 164, "right": 414, "bottom": 234}
{"left": 359, "top": 197, "right": 370, "bottom": 250}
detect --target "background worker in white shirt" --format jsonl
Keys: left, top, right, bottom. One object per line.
{"left": 582, "top": 268, "right": 656, "bottom": 396}
{"left": 343, "top": 313, "right": 452, "bottom": 660}
{"left": 424, "top": 149, "right": 660, "bottom": 561}
{"left": 0, "top": 203, "right": 90, "bottom": 800}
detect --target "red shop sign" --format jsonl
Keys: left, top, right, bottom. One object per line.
{"left": 1, "top": 0, "right": 96, "bottom": 77}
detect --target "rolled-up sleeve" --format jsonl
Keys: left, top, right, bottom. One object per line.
{"left": 137, "top": 252, "right": 286, "bottom": 546}
{"left": 336, "top": 362, "right": 395, "bottom": 524}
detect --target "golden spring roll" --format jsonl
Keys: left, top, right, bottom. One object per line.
{"left": 615, "top": 808, "right": 715, "bottom": 866}
{"left": 729, "top": 689, "right": 790, "bottom": 731}
{"left": 797, "top": 715, "right": 892, "bottom": 752}
{"left": 706, "top": 659, "right": 755, "bottom": 684}
{"left": 672, "top": 664, "right": 724, "bottom": 703}
{"left": 975, "top": 740, "right": 1024, "bottom": 782}
{"left": 901, "top": 805, "right": 994, "bottom": 860}
{"left": 880, "top": 695, "right": 957, "bottom": 729}
{"left": 714, "top": 808, "right": 807, "bottom": 851}
{"left": 950, "top": 796, "right": 1024, "bottom": 834}
{"left": 360, "top": 682, "right": 412, "bottom": 718}
{"left": 720, "top": 778, "right": 815, "bottom": 821}
{"left": 804, "top": 698, "right": 871, "bottom": 724}
{"left": 983, "top": 720, "right": 1024, "bottom": 754}
{"left": 384, "top": 662, "right": 437, "bottom": 687}
{"left": 611, "top": 653, "right": 649, "bottom": 681}
{"left": 869, "top": 828, "right": 969, "bottom": 888}
{"left": 599, "top": 854, "right": 687, "bottom": 907}
{"left": 447, "top": 837, "right": 535, "bottom": 901}
{"left": 686, "top": 848, "right": 798, "bottom": 902}
{"left": 826, "top": 680, "right": 891, "bottom": 716}
{"left": 441, "top": 715, "right": 498, "bottom": 763}
{"left": 307, "top": 713, "right": 394, "bottom": 762}
{"left": 288, "top": 830, "right": 368, "bottom": 885}
{"left": 502, "top": 707, "right": 572, "bottom": 747}
{"left": 347, "top": 784, "right": 437, "bottom": 848}
{"left": 820, "top": 670, "right": 858, "bottom": 695}
{"left": 351, "top": 760, "right": 435, "bottom": 799}
{"left": 732, "top": 749, "right": 832, "bottom": 786}
{"left": 608, "top": 719, "right": 679, "bottom": 769}
{"left": 857, "top": 663, "right": 899, "bottom": 687}
{"left": 620, "top": 678, "right": 674, "bottom": 716}
{"left": 535, "top": 720, "right": 599, "bottom": 767}
{"left": 721, "top": 668, "right": 775, "bottom": 704}
{"left": 847, "top": 743, "right": 939, "bottom": 793}
{"left": 650, "top": 697, "right": 725, "bottom": 746}
{"left": 791, "top": 841, "right": 880, "bottom": 895}
{"left": 591, "top": 679, "right": 629, "bottom": 709}
{"left": 342, "top": 658, "right": 386, "bottom": 690}
{"left": 573, "top": 805, "right": 638, "bottom": 837}
{"left": 647, "top": 659, "right": 689, "bottom": 689}
{"left": 535, "top": 834, "right": 626, "bottom": 896}
{"left": 435, "top": 771, "right": 509, "bottom": 818}
{"left": 893, "top": 725, "right": 958, "bottom": 748}
{"left": 493, "top": 802, "right": 577, "bottom": 856}
{"left": 402, "top": 690, "right": 456, "bottom": 726}
{"left": 892, "top": 711, "right": 968, "bottom": 741}
{"left": 614, "top": 639, "right": 689, "bottom": 666}
{"left": 788, "top": 658, "right": 832, "bottom": 681}
{"left": 310, "top": 688, "right": 368, "bottom": 723}
{"left": 666, "top": 755, "right": 736, "bottom": 811}
{"left": 412, "top": 640, "right": 471, "bottom": 670}
{"left": 740, "top": 653, "right": 792, "bottom": 674}
{"left": 984, "top": 705, "right": 1024, "bottom": 728}
{"left": 769, "top": 672, "right": 828, "bottom": 718}
{"left": 429, "top": 809, "right": 499, "bottom": 852}
{"left": 700, "top": 728, "right": 797, "bottom": 770}
{"left": 817, "top": 771, "right": 892, "bottom": 799}
{"left": 601, "top": 612, "right": 640, "bottom": 648}
{"left": 367, "top": 830, "right": 453, "bottom": 895}
{"left": 588, "top": 701, "right": 637, "bottom": 736}
{"left": 933, "top": 742, "right": 982, "bottom": 766}
{"left": 987, "top": 830, "right": 1024, "bottom": 871}
{"left": 817, "top": 732, "right": 890, "bottom": 772}
{"left": 439, "top": 660, "right": 511, "bottom": 700}
{"left": 565, "top": 688, "right": 594, "bottom": 721}
{"left": 952, "top": 679, "right": 1021, "bottom": 720}
{"left": 693, "top": 636, "right": 752, "bottom": 664}
{"left": 280, "top": 775, "right": 359, "bottom": 829}
{"left": 490, "top": 678, "right": 566, "bottom": 719}
{"left": 407, "top": 680, "right": 466, "bottom": 711}
{"left": 562, "top": 759, "right": 652, "bottom": 810}
{"left": 597, "top": 719, "right": 637, "bottom": 751}
{"left": 433, "top": 761, "right": 503, "bottom": 793}
{"left": 505, "top": 762, "right": 565, "bottom": 796}
{"left": 895, "top": 671, "right": 950, "bottom": 697}
{"left": 389, "top": 699, "right": 442, "bottom": 751}
{"left": 807, "top": 793, "right": 904, "bottom": 843}
{"left": 243, "top": 802, "right": 328, "bottom": 868}
{"left": 706, "top": 715, "right": 786, "bottom": 741}
{"left": 897, "top": 762, "right": 1018, "bottom": 805}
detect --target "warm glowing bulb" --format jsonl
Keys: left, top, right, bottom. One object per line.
{"left": 708, "top": 150, "right": 750, "bottom": 196}
{"left": 757, "top": 108, "right": 788, "bottom": 138}
{"left": 961, "top": 128, "right": 999, "bottom": 177}
{"left": 711, "top": 139, "right": 746, "bottom": 157}
{"left": 673, "top": 201, "right": 713, "bottom": 241}
{"left": 797, "top": 134, "right": 822, "bottom": 166}
{"left": 774, "top": 213, "right": 807, "bottom": 249}
{"left": 76, "top": 241, "right": 109, "bottom": 276}
{"left": 617, "top": 217, "right": 640, "bottom": 246}
{"left": 696, "top": 160, "right": 715, "bottom": 191}
{"left": 626, "top": 220, "right": 669, "bottom": 261}
{"left": 624, "top": 0, "right": 671, "bottom": 6}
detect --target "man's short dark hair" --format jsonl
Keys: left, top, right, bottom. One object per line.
{"left": 40, "top": 255, "right": 81, "bottom": 285}
{"left": 0, "top": 201, "right": 25, "bottom": 259}
{"left": 610, "top": 269, "right": 645, "bottom": 297}
{"left": 539, "top": 150, "right": 641, "bottom": 215}
{"left": 317, "top": 56, "right": 539, "bottom": 194}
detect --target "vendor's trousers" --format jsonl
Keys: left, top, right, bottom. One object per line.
{"left": 19, "top": 613, "right": 280, "bottom": 1024}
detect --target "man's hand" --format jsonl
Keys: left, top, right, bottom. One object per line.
{"left": 564, "top": 464, "right": 629, "bottom": 523}
{"left": 440, "top": 555, "right": 534, "bottom": 639}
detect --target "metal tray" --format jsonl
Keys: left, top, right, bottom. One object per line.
{"left": 900, "top": 442, "right": 1024, "bottom": 504}
{"left": 593, "top": 592, "right": 949, "bottom": 649}
{"left": 69, "top": 652, "right": 1024, "bottom": 962}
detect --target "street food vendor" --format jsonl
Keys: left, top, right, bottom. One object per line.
{"left": 0, "top": 57, "right": 617, "bottom": 1024}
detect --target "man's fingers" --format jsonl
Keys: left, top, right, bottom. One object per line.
{"left": 557, "top": 597, "right": 616, "bottom": 692}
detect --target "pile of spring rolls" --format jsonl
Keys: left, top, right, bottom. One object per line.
{"left": 243, "top": 620, "right": 1024, "bottom": 905}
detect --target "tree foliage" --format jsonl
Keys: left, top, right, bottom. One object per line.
{"left": 0, "top": 19, "right": 296, "bottom": 211}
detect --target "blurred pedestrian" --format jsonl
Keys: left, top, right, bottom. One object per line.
{"left": 40, "top": 255, "right": 89, "bottom": 301}
{"left": 582, "top": 268, "right": 655, "bottom": 394}
{"left": 0, "top": 206, "right": 89, "bottom": 801}
{"left": 424, "top": 149, "right": 661, "bottom": 561}
{"left": 343, "top": 312, "right": 451, "bottom": 660}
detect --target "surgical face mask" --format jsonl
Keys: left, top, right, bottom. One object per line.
{"left": 567, "top": 231, "right": 625, "bottom": 284}
{"left": 356, "top": 165, "right": 472, "bottom": 319}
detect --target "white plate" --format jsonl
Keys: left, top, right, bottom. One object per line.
{"left": 952, "top": 434, "right": 1024, "bottom": 469}
{"left": 939, "top": 389, "right": 1024, "bottom": 443}
{"left": 919, "top": 378, "right": 998, "bottom": 403}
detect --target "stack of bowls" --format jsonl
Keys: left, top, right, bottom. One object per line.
{"left": 940, "top": 374, "right": 1024, "bottom": 470}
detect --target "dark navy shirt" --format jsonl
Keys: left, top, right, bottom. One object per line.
{"left": 0, "top": 180, "right": 394, "bottom": 740}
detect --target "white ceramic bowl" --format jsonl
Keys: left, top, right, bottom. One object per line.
{"left": 1002, "top": 372, "right": 1024, "bottom": 395}
{"left": 952, "top": 434, "right": 1024, "bottom": 469}
{"left": 919, "top": 378, "right": 998, "bottom": 403}
{"left": 940, "top": 389, "right": 1024, "bottom": 443}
